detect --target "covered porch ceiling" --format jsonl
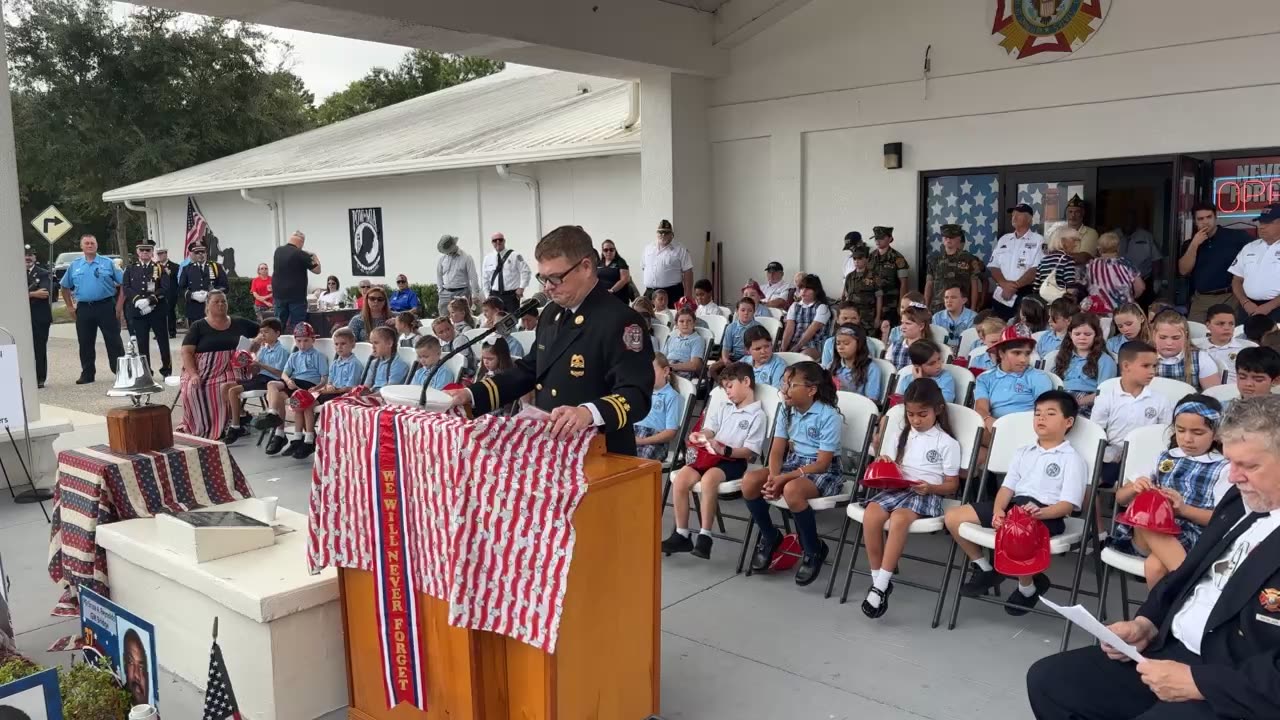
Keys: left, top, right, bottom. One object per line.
{"left": 134, "top": 0, "right": 813, "bottom": 79}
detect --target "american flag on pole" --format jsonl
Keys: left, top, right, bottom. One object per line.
{"left": 202, "top": 634, "right": 242, "bottom": 720}
{"left": 185, "top": 196, "right": 208, "bottom": 258}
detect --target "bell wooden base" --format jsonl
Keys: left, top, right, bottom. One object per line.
{"left": 106, "top": 404, "right": 174, "bottom": 454}
{"left": 339, "top": 439, "right": 661, "bottom": 720}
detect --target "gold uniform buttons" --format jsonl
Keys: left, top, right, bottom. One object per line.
{"left": 551, "top": 388, "right": 558, "bottom": 397}
{"left": 536, "top": 383, "right": 543, "bottom": 390}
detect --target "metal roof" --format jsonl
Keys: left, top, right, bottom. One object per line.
{"left": 102, "top": 66, "right": 641, "bottom": 201}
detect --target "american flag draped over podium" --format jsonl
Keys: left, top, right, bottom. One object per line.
{"left": 307, "top": 397, "right": 595, "bottom": 711}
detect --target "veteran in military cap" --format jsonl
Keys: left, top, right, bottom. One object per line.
{"left": 176, "top": 241, "right": 229, "bottom": 323}
{"left": 842, "top": 246, "right": 880, "bottom": 335}
{"left": 841, "top": 231, "right": 867, "bottom": 279}
{"left": 1046, "top": 194, "right": 1099, "bottom": 261}
{"left": 120, "top": 242, "right": 172, "bottom": 376}
{"left": 449, "top": 225, "right": 655, "bottom": 456}
{"left": 867, "top": 226, "right": 910, "bottom": 327}
{"left": 924, "top": 224, "right": 984, "bottom": 312}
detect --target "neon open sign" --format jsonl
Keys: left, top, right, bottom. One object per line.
{"left": 1215, "top": 174, "right": 1280, "bottom": 218}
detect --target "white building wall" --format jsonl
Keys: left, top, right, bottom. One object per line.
{"left": 150, "top": 154, "right": 640, "bottom": 298}
{"left": 707, "top": 0, "right": 1280, "bottom": 295}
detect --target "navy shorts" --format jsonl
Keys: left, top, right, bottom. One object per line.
{"left": 971, "top": 496, "right": 1066, "bottom": 536}
{"left": 240, "top": 374, "right": 274, "bottom": 392}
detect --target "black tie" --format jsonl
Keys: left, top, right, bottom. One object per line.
{"left": 497, "top": 251, "right": 506, "bottom": 293}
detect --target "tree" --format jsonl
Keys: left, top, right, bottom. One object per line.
{"left": 315, "top": 50, "right": 504, "bottom": 126}
{"left": 7, "top": 0, "right": 317, "bottom": 252}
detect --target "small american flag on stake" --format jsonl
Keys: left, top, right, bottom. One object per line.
{"left": 202, "top": 618, "right": 242, "bottom": 720}
{"left": 185, "top": 196, "right": 208, "bottom": 258}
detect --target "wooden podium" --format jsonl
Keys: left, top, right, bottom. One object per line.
{"left": 338, "top": 437, "right": 662, "bottom": 720}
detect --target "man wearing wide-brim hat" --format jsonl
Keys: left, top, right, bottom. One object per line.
{"left": 436, "top": 234, "right": 480, "bottom": 318}
{"left": 642, "top": 219, "right": 694, "bottom": 305}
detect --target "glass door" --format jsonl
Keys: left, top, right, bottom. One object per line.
{"left": 1003, "top": 168, "right": 1094, "bottom": 240}
{"left": 1172, "top": 154, "right": 1211, "bottom": 305}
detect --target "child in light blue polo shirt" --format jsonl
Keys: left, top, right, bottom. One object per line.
{"left": 411, "top": 335, "right": 454, "bottom": 390}
{"left": 931, "top": 285, "right": 977, "bottom": 355}
{"left": 821, "top": 303, "right": 863, "bottom": 366}
{"left": 221, "top": 318, "right": 290, "bottom": 445}
{"left": 894, "top": 340, "right": 958, "bottom": 403}
{"left": 1036, "top": 299, "right": 1075, "bottom": 356}
{"left": 258, "top": 321, "right": 330, "bottom": 460}
{"left": 635, "top": 354, "right": 683, "bottom": 461}
{"left": 745, "top": 325, "right": 786, "bottom": 390}
{"left": 298, "top": 328, "right": 365, "bottom": 451}
{"left": 1047, "top": 314, "right": 1116, "bottom": 418}
{"left": 739, "top": 361, "right": 844, "bottom": 586}
{"left": 365, "top": 326, "right": 409, "bottom": 390}
{"left": 974, "top": 332, "right": 1055, "bottom": 431}
{"left": 664, "top": 308, "right": 707, "bottom": 380}
{"left": 718, "top": 298, "right": 761, "bottom": 365}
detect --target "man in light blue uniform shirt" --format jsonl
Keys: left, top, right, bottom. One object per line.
{"left": 58, "top": 234, "right": 125, "bottom": 384}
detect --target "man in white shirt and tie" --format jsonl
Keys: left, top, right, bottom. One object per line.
{"left": 436, "top": 234, "right": 480, "bottom": 318}
{"left": 988, "top": 202, "right": 1044, "bottom": 321}
{"left": 481, "top": 232, "right": 531, "bottom": 314}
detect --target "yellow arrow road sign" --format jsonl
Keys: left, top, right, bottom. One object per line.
{"left": 30, "top": 205, "right": 72, "bottom": 244}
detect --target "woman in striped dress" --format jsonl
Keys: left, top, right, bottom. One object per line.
{"left": 1085, "top": 231, "right": 1145, "bottom": 311}
{"left": 1033, "top": 228, "right": 1081, "bottom": 299}
{"left": 177, "top": 291, "right": 259, "bottom": 439}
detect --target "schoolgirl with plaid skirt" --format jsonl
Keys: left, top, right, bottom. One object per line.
{"left": 860, "top": 379, "right": 961, "bottom": 618}
{"left": 739, "top": 361, "right": 844, "bottom": 587}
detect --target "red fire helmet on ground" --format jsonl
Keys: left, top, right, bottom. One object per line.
{"left": 1117, "top": 489, "right": 1181, "bottom": 535}
{"left": 862, "top": 458, "right": 916, "bottom": 490}
{"left": 995, "top": 505, "right": 1051, "bottom": 576}
{"left": 769, "top": 533, "right": 802, "bottom": 572}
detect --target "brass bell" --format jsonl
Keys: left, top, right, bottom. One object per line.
{"left": 108, "top": 336, "right": 164, "bottom": 405}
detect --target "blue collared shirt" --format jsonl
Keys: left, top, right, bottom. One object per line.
{"left": 1056, "top": 352, "right": 1118, "bottom": 394}
{"left": 895, "top": 368, "right": 958, "bottom": 403}
{"left": 255, "top": 342, "right": 290, "bottom": 380}
{"left": 389, "top": 288, "right": 421, "bottom": 312}
{"left": 1106, "top": 334, "right": 1136, "bottom": 357}
{"left": 283, "top": 348, "right": 329, "bottom": 384}
{"left": 974, "top": 367, "right": 1055, "bottom": 418}
{"left": 411, "top": 364, "right": 455, "bottom": 390}
{"left": 59, "top": 255, "right": 122, "bottom": 302}
{"left": 968, "top": 347, "right": 996, "bottom": 371}
{"left": 833, "top": 361, "right": 884, "bottom": 401}
{"left": 328, "top": 354, "right": 364, "bottom": 389}
{"left": 932, "top": 308, "right": 977, "bottom": 351}
{"left": 636, "top": 383, "right": 682, "bottom": 433}
{"left": 367, "top": 356, "right": 410, "bottom": 389}
{"left": 753, "top": 354, "right": 787, "bottom": 389}
{"left": 777, "top": 401, "right": 842, "bottom": 457}
{"left": 663, "top": 331, "right": 706, "bottom": 364}
{"left": 721, "top": 319, "right": 759, "bottom": 361}
{"left": 821, "top": 336, "right": 836, "bottom": 367}
{"left": 1036, "top": 331, "right": 1065, "bottom": 356}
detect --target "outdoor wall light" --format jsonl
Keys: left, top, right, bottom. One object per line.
{"left": 883, "top": 142, "right": 903, "bottom": 170}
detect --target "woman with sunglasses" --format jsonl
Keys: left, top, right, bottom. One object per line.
{"left": 596, "top": 239, "right": 635, "bottom": 302}
{"left": 347, "top": 287, "right": 392, "bottom": 342}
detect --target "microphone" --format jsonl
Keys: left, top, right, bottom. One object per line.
{"left": 417, "top": 292, "right": 549, "bottom": 405}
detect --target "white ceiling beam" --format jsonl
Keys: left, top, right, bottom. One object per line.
{"left": 713, "top": 0, "right": 813, "bottom": 48}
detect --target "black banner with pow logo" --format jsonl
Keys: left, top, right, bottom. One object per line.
{"left": 349, "top": 207, "right": 385, "bottom": 276}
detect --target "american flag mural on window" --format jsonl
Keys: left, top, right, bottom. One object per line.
{"left": 925, "top": 174, "right": 1001, "bottom": 262}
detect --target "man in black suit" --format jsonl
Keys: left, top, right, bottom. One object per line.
{"left": 447, "top": 225, "right": 655, "bottom": 455}
{"left": 1026, "top": 395, "right": 1280, "bottom": 720}
{"left": 156, "top": 247, "right": 180, "bottom": 337}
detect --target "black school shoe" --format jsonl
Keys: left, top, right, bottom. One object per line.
{"left": 1004, "top": 573, "right": 1051, "bottom": 616}
{"left": 253, "top": 412, "right": 283, "bottom": 431}
{"left": 291, "top": 440, "right": 316, "bottom": 459}
{"left": 750, "top": 527, "right": 783, "bottom": 573}
{"left": 795, "top": 541, "right": 829, "bottom": 586}
{"left": 264, "top": 434, "right": 288, "bottom": 456}
{"left": 691, "top": 533, "right": 713, "bottom": 559}
{"left": 959, "top": 566, "right": 1002, "bottom": 597}
{"left": 861, "top": 582, "right": 894, "bottom": 619}
{"left": 661, "top": 530, "right": 693, "bottom": 555}
{"left": 221, "top": 425, "right": 247, "bottom": 445}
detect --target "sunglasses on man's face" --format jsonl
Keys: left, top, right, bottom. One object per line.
{"left": 397, "top": 279, "right": 407, "bottom": 285}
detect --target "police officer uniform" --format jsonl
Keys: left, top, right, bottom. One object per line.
{"left": 926, "top": 224, "right": 984, "bottom": 312}
{"left": 122, "top": 243, "right": 172, "bottom": 375}
{"left": 1230, "top": 203, "right": 1280, "bottom": 323}
{"left": 841, "top": 247, "right": 880, "bottom": 335}
{"left": 25, "top": 246, "right": 53, "bottom": 387}
{"left": 468, "top": 279, "right": 655, "bottom": 455}
{"left": 157, "top": 249, "right": 181, "bottom": 337}
{"left": 177, "top": 243, "right": 229, "bottom": 323}
{"left": 988, "top": 204, "right": 1045, "bottom": 321}
{"left": 867, "top": 226, "right": 909, "bottom": 326}
{"left": 59, "top": 250, "right": 125, "bottom": 383}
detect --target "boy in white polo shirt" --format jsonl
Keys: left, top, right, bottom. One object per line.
{"left": 943, "top": 390, "right": 1089, "bottom": 615}
{"left": 1089, "top": 340, "right": 1173, "bottom": 488}
{"left": 1195, "top": 304, "right": 1254, "bottom": 384}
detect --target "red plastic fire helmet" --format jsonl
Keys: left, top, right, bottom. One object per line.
{"left": 995, "top": 505, "right": 1051, "bottom": 576}
{"left": 1117, "top": 489, "right": 1181, "bottom": 535}
{"left": 862, "top": 458, "right": 915, "bottom": 490}
{"left": 769, "top": 533, "right": 802, "bottom": 572}
{"left": 231, "top": 350, "right": 253, "bottom": 369}
{"left": 988, "top": 325, "right": 1035, "bottom": 354}
{"left": 288, "top": 389, "right": 317, "bottom": 411}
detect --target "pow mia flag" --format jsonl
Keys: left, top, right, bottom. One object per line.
{"left": 349, "top": 207, "right": 385, "bottom": 276}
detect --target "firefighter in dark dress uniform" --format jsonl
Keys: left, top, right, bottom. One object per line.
{"left": 448, "top": 225, "right": 655, "bottom": 456}
{"left": 25, "top": 245, "right": 53, "bottom": 388}
{"left": 176, "top": 242, "right": 228, "bottom": 324}
{"left": 156, "top": 247, "right": 180, "bottom": 337}
{"left": 121, "top": 243, "right": 172, "bottom": 376}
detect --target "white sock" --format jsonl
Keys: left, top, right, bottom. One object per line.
{"left": 675, "top": 527, "right": 690, "bottom": 537}
{"left": 872, "top": 568, "right": 893, "bottom": 591}
{"left": 1018, "top": 582, "right": 1036, "bottom": 597}
{"left": 972, "top": 557, "right": 993, "bottom": 572}
{"left": 273, "top": 428, "right": 286, "bottom": 438}
{"left": 699, "top": 529, "right": 712, "bottom": 537}
{"left": 304, "top": 432, "right": 315, "bottom": 443}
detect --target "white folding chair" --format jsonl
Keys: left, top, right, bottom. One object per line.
{"left": 353, "top": 342, "right": 373, "bottom": 367}
{"left": 776, "top": 351, "right": 810, "bottom": 366}
{"left": 1187, "top": 321, "right": 1209, "bottom": 341}
{"left": 958, "top": 328, "right": 980, "bottom": 357}
{"left": 928, "top": 325, "right": 950, "bottom": 350}
{"left": 1039, "top": 349, "right": 1059, "bottom": 372}
{"left": 828, "top": 403, "right": 984, "bottom": 627}
{"left": 739, "top": 391, "right": 880, "bottom": 576}
{"left": 871, "top": 358, "right": 896, "bottom": 407}
{"left": 652, "top": 324, "right": 670, "bottom": 350}
{"left": 693, "top": 328, "right": 715, "bottom": 366}
{"left": 1100, "top": 316, "right": 1114, "bottom": 340}
{"left": 702, "top": 315, "right": 729, "bottom": 354}
{"left": 1147, "top": 376, "right": 1199, "bottom": 407}
{"left": 945, "top": 412, "right": 1111, "bottom": 651}
{"left": 659, "top": 374, "right": 697, "bottom": 477}
{"left": 1044, "top": 370, "right": 1065, "bottom": 390}
{"left": 654, "top": 310, "right": 674, "bottom": 327}
{"left": 462, "top": 327, "right": 489, "bottom": 346}
{"left": 866, "top": 336, "right": 885, "bottom": 360}
{"left": 940, "top": 363, "right": 976, "bottom": 407}
{"left": 278, "top": 335, "right": 295, "bottom": 354}
{"left": 756, "top": 316, "right": 783, "bottom": 346}
{"left": 1203, "top": 383, "right": 1240, "bottom": 405}
{"left": 1096, "top": 424, "right": 1172, "bottom": 621}
{"left": 313, "top": 338, "right": 335, "bottom": 363}
{"left": 395, "top": 345, "right": 418, "bottom": 371}
{"left": 716, "top": 307, "right": 732, "bottom": 319}
{"left": 767, "top": 307, "right": 784, "bottom": 321}
{"left": 509, "top": 330, "right": 536, "bottom": 357}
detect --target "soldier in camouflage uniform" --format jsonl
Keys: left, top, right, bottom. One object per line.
{"left": 842, "top": 247, "right": 880, "bottom": 335}
{"left": 867, "top": 225, "right": 909, "bottom": 328}
{"left": 924, "top": 223, "right": 985, "bottom": 312}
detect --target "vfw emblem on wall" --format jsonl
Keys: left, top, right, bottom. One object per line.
{"left": 349, "top": 207, "right": 385, "bottom": 276}
{"left": 992, "top": 0, "right": 1108, "bottom": 60}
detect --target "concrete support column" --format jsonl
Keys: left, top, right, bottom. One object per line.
{"left": 640, "top": 73, "right": 710, "bottom": 287}
{"left": 771, "top": 130, "right": 804, "bottom": 278}
{"left": 0, "top": 23, "right": 39, "bottom": 423}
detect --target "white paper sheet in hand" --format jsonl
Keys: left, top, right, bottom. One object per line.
{"left": 992, "top": 286, "right": 1016, "bottom": 307}
{"left": 1040, "top": 596, "right": 1146, "bottom": 663}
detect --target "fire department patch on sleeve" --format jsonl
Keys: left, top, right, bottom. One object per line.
{"left": 623, "top": 324, "right": 644, "bottom": 352}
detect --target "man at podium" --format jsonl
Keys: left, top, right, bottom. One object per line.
{"left": 448, "top": 225, "right": 655, "bottom": 455}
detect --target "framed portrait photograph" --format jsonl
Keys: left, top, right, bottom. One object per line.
{"left": 0, "top": 667, "right": 63, "bottom": 720}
